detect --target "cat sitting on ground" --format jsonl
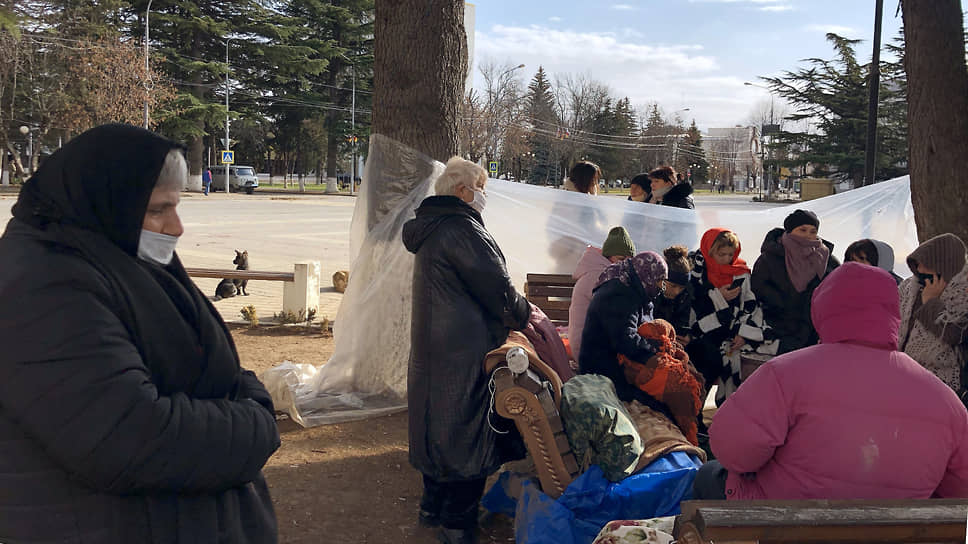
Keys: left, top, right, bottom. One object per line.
{"left": 214, "top": 250, "right": 249, "bottom": 300}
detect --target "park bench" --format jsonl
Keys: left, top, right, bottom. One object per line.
{"left": 673, "top": 499, "right": 968, "bottom": 543}
{"left": 185, "top": 260, "right": 320, "bottom": 316}
{"left": 525, "top": 273, "right": 576, "bottom": 328}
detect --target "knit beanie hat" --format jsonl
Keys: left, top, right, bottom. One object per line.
{"left": 906, "top": 233, "right": 967, "bottom": 281}
{"left": 783, "top": 209, "right": 820, "bottom": 233}
{"left": 602, "top": 226, "right": 636, "bottom": 259}
{"left": 629, "top": 173, "right": 651, "bottom": 190}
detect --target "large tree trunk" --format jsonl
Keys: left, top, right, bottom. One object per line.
{"left": 902, "top": 1, "right": 968, "bottom": 243}
{"left": 368, "top": 0, "right": 466, "bottom": 230}
{"left": 185, "top": 31, "right": 204, "bottom": 191}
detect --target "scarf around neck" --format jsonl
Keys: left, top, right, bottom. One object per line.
{"left": 649, "top": 185, "right": 672, "bottom": 204}
{"left": 699, "top": 228, "right": 750, "bottom": 288}
{"left": 596, "top": 251, "right": 668, "bottom": 298}
{"left": 781, "top": 231, "right": 830, "bottom": 293}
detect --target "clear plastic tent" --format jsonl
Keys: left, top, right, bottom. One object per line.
{"left": 261, "top": 135, "right": 919, "bottom": 427}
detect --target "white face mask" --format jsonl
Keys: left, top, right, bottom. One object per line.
{"left": 467, "top": 187, "right": 487, "bottom": 213}
{"left": 137, "top": 229, "right": 178, "bottom": 265}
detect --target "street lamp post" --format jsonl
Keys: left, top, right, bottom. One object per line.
{"left": 143, "top": 0, "right": 153, "bottom": 129}
{"left": 224, "top": 37, "right": 234, "bottom": 194}
{"left": 338, "top": 52, "right": 358, "bottom": 195}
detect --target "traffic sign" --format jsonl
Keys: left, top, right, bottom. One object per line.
{"left": 488, "top": 161, "right": 498, "bottom": 174}
{"left": 221, "top": 150, "right": 234, "bottom": 164}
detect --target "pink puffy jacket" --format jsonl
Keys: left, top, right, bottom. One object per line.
{"left": 568, "top": 246, "right": 611, "bottom": 361}
{"left": 710, "top": 262, "right": 968, "bottom": 500}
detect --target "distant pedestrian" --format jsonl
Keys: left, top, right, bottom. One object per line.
{"left": 564, "top": 161, "right": 600, "bottom": 195}
{"left": 202, "top": 168, "right": 212, "bottom": 195}
{"left": 627, "top": 173, "right": 651, "bottom": 203}
{"left": 648, "top": 166, "right": 694, "bottom": 209}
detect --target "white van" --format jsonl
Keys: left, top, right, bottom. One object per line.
{"left": 210, "top": 165, "right": 259, "bottom": 194}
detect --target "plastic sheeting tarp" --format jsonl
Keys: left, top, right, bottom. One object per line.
{"left": 482, "top": 452, "right": 703, "bottom": 544}
{"left": 262, "top": 134, "right": 919, "bottom": 426}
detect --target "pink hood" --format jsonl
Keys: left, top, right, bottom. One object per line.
{"left": 811, "top": 262, "right": 900, "bottom": 350}
{"left": 711, "top": 262, "right": 968, "bottom": 501}
{"left": 573, "top": 246, "right": 610, "bottom": 281}
{"left": 568, "top": 246, "right": 611, "bottom": 361}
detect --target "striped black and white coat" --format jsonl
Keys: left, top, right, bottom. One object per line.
{"left": 687, "top": 250, "right": 779, "bottom": 404}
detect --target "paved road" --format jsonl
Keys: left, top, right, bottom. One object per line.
{"left": 0, "top": 190, "right": 788, "bottom": 323}
{"left": 0, "top": 192, "right": 356, "bottom": 323}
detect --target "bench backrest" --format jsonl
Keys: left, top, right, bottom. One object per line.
{"left": 525, "top": 273, "right": 576, "bottom": 327}
{"left": 676, "top": 499, "right": 968, "bottom": 543}
{"left": 185, "top": 268, "right": 296, "bottom": 282}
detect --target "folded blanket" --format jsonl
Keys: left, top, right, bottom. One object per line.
{"left": 522, "top": 303, "right": 575, "bottom": 382}
{"left": 618, "top": 320, "right": 706, "bottom": 445}
{"left": 626, "top": 401, "right": 706, "bottom": 471}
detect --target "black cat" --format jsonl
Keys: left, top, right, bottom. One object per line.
{"left": 214, "top": 250, "right": 249, "bottom": 300}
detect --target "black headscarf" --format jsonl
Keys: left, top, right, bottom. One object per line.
{"left": 13, "top": 123, "right": 182, "bottom": 256}
{"left": 10, "top": 124, "right": 246, "bottom": 399}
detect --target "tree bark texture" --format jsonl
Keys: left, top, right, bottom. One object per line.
{"left": 368, "top": 0, "right": 466, "bottom": 230}
{"left": 902, "top": 0, "right": 968, "bottom": 243}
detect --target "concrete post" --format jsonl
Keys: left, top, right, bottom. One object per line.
{"left": 282, "top": 261, "right": 320, "bottom": 317}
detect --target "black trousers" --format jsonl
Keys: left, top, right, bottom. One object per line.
{"left": 692, "top": 460, "right": 728, "bottom": 500}
{"left": 420, "top": 475, "right": 487, "bottom": 530}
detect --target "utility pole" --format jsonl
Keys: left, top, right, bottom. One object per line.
{"left": 863, "top": 0, "right": 885, "bottom": 187}
{"left": 143, "top": 0, "right": 153, "bottom": 129}
{"left": 224, "top": 38, "right": 233, "bottom": 194}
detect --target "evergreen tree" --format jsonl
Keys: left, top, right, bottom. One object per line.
{"left": 525, "top": 66, "right": 558, "bottom": 185}
{"left": 678, "top": 120, "right": 709, "bottom": 183}
{"left": 764, "top": 32, "right": 908, "bottom": 187}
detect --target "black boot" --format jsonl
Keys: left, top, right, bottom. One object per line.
{"left": 438, "top": 527, "right": 478, "bottom": 544}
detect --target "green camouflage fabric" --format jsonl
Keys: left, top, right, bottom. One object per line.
{"left": 561, "top": 374, "right": 644, "bottom": 482}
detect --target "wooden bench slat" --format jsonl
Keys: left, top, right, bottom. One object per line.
{"left": 539, "top": 310, "right": 569, "bottom": 322}
{"left": 526, "top": 285, "right": 576, "bottom": 298}
{"left": 528, "top": 299, "right": 570, "bottom": 311}
{"left": 185, "top": 268, "right": 295, "bottom": 282}
{"left": 526, "top": 273, "right": 575, "bottom": 286}
{"left": 680, "top": 500, "right": 968, "bottom": 543}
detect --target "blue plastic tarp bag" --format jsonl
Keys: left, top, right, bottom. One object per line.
{"left": 485, "top": 451, "right": 703, "bottom": 544}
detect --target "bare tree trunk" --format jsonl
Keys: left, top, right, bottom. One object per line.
{"left": 902, "top": 0, "right": 968, "bottom": 243}
{"left": 186, "top": 32, "right": 205, "bottom": 191}
{"left": 367, "top": 0, "right": 466, "bottom": 229}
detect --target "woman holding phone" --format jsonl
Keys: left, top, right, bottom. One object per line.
{"left": 899, "top": 233, "right": 968, "bottom": 397}
{"left": 687, "top": 228, "right": 777, "bottom": 404}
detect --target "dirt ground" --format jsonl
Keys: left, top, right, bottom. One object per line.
{"left": 229, "top": 323, "right": 515, "bottom": 544}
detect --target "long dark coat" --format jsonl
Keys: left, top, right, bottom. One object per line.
{"left": 751, "top": 227, "right": 840, "bottom": 354}
{"left": 0, "top": 125, "right": 279, "bottom": 543}
{"left": 402, "top": 195, "right": 530, "bottom": 482}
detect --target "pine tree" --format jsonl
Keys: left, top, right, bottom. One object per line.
{"left": 525, "top": 66, "right": 558, "bottom": 185}
{"left": 679, "top": 120, "right": 709, "bottom": 183}
{"left": 763, "top": 32, "right": 907, "bottom": 187}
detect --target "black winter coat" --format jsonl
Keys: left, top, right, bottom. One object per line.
{"left": 751, "top": 227, "right": 840, "bottom": 354}
{"left": 402, "top": 196, "right": 530, "bottom": 482}
{"left": 0, "top": 125, "right": 279, "bottom": 544}
{"left": 578, "top": 274, "right": 669, "bottom": 417}
{"left": 658, "top": 183, "right": 695, "bottom": 209}
{"left": 653, "top": 286, "right": 694, "bottom": 338}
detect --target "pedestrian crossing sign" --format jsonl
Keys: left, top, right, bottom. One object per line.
{"left": 221, "top": 150, "right": 234, "bottom": 164}
{"left": 488, "top": 161, "right": 498, "bottom": 174}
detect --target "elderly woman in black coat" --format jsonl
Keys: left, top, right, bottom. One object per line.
{"left": 403, "top": 156, "right": 530, "bottom": 544}
{"left": 0, "top": 125, "right": 280, "bottom": 543}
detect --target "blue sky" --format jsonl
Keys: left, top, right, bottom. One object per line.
{"left": 469, "top": 0, "right": 903, "bottom": 130}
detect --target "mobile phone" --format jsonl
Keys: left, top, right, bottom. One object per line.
{"left": 916, "top": 272, "right": 936, "bottom": 286}
{"left": 729, "top": 277, "right": 746, "bottom": 290}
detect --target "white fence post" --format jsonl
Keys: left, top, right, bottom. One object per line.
{"left": 282, "top": 261, "right": 320, "bottom": 316}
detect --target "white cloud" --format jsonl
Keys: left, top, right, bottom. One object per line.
{"left": 803, "top": 24, "right": 859, "bottom": 36}
{"left": 474, "top": 24, "right": 764, "bottom": 129}
{"left": 689, "top": 0, "right": 788, "bottom": 3}
{"left": 611, "top": 3, "right": 637, "bottom": 10}
{"left": 549, "top": 16, "right": 563, "bottom": 22}
{"left": 760, "top": 4, "right": 793, "bottom": 11}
